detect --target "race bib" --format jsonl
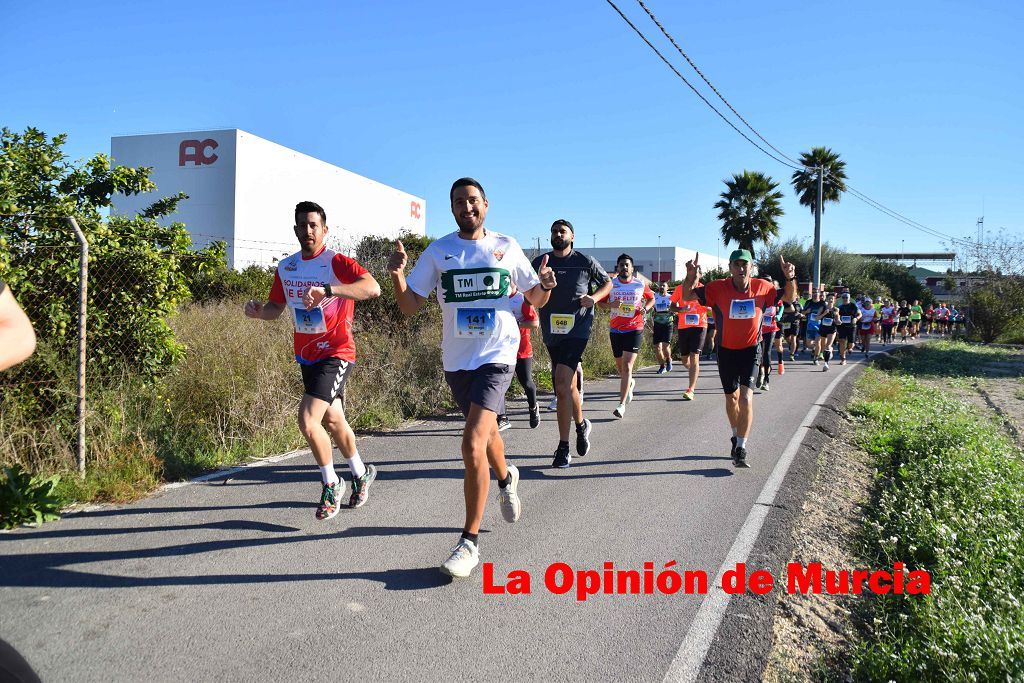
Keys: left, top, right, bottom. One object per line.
{"left": 729, "top": 299, "right": 756, "bottom": 319}
{"left": 684, "top": 313, "right": 700, "bottom": 326}
{"left": 782, "top": 322, "right": 792, "bottom": 330}
{"left": 762, "top": 314, "right": 774, "bottom": 326}
{"left": 550, "top": 313, "right": 575, "bottom": 335}
{"left": 456, "top": 308, "right": 496, "bottom": 338}
{"left": 808, "top": 312, "right": 818, "bottom": 322}
{"left": 821, "top": 317, "right": 834, "bottom": 327}
{"left": 840, "top": 315, "right": 852, "bottom": 324}
{"left": 617, "top": 301, "right": 636, "bottom": 317}
{"left": 292, "top": 306, "right": 327, "bottom": 334}
{"left": 861, "top": 322, "right": 873, "bottom": 330}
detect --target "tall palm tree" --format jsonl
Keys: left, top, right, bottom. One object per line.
{"left": 790, "top": 147, "right": 848, "bottom": 215}
{"left": 714, "top": 170, "right": 784, "bottom": 260}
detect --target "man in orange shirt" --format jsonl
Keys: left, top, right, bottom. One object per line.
{"left": 669, "top": 279, "right": 708, "bottom": 401}
{"left": 679, "top": 249, "right": 797, "bottom": 467}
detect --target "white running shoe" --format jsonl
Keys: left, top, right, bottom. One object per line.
{"left": 441, "top": 538, "right": 480, "bottom": 578}
{"left": 626, "top": 378, "right": 636, "bottom": 403}
{"left": 547, "top": 396, "right": 558, "bottom": 411}
{"left": 497, "top": 464, "right": 521, "bottom": 523}
{"left": 613, "top": 403, "right": 626, "bottom": 418}
{"left": 823, "top": 362, "right": 830, "bottom": 372}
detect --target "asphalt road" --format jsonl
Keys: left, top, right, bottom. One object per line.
{"left": 0, "top": 343, "right": 896, "bottom": 682}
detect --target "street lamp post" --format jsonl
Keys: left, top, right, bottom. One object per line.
{"left": 657, "top": 235, "right": 662, "bottom": 282}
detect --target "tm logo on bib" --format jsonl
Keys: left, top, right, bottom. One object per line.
{"left": 729, "top": 298, "right": 757, "bottom": 319}
{"left": 441, "top": 268, "right": 510, "bottom": 304}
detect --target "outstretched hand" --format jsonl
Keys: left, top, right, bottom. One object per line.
{"left": 388, "top": 240, "right": 407, "bottom": 274}
{"left": 537, "top": 254, "right": 557, "bottom": 290}
{"left": 684, "top": 251, "right": 701, "bottom": 280}
{"left": 779, "top": 255, "right": 796, "bottom": 281}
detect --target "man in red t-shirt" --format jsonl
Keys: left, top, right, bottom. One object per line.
{"left": 243, "top": 201, "right": 381, "bottom": 520}
{"left": 679, "top": 249, "right": 797, "bottom": 467}
{"left": 497, "top": 284, "right": 541, "bottom": 430}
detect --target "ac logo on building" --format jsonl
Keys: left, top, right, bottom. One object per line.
{"left": 179, "top": 139, "right": 219, "bottom": 166}
{"left": 410, "top": 201, "right": 422, "bottom": 219}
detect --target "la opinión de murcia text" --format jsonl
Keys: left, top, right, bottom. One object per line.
{"left": 483, "top": 562, "right": 930, "bottom": 602}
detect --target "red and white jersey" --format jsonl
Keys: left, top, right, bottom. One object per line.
{"left": 509, "top": 291, "right": 538, "bottom": 359}
{"left": 761, "top": 304, "right": 779, "bottom": 333}
{"left": 268, "top": 246, "right": 369, "bottom": 365}
{"left": 608, "top": 277, "right": 654, "bottom": 332}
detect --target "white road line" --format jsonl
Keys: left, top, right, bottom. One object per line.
{"left": 662, "top": 354, "right": 868, "bottom": 683}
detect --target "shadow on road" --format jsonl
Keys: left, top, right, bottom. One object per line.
{"left": 0, "top": 526, "right": 463, "bottom": 591}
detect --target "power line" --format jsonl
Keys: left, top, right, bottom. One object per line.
{"left": 604, "top": 0, "right": 804, "bottom": 172}
{"left": 635, "top": 0, "right": 807, "bottom": 170}
{"left": 608, "top": 0, "right": 989, "bottom": 251}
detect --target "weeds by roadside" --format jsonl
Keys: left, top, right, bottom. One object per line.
{"left": 848, "top": 344, "right": 1024, "bottom": 680}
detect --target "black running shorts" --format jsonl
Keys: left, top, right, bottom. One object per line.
{"left": 837, "top": 327, "right": 856, "bottom": 343}
{"left": 444, "top": 363, "right": 514, "bottom": 417}
{"left": 300, "top": 357, "right": 353, "bottom": 405}
{"left": 610, "top": 330, "right": 643, "bottom": 358}
{"left": 546, "top": 337, "right": 588, "bottom": 372}
{"left": 652, "top": 322, "right": 672, "bottom": 345}
{"left": 716, "top": 345, "right": 760, "bottom": 394}
{"left": 677, "top": 327, "right": 706, "bottom": 356}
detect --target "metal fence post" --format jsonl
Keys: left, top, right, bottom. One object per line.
{"left": 66, "top": 216, "right": 88, "bottom": 478}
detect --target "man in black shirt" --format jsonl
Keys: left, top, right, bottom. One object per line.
{"left": 836, "top": 292, "right": 861, "bottom": 365}
{"left": 531, "top": 220, "right": 612, "bottom": 468}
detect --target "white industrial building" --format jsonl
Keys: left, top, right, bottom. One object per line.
{"left": 111, "top": 129, "right": 426, "bottom": 268}
{"left": 586, "top": 247, "right": 730, "bottom": 283}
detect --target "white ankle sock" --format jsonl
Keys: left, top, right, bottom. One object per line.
{"left": 346, "top": 453, "right": 366, "bottom": 479}
{"left": 319, "top": 465, "right": 340, "bottom": 486}
{"left": 736, "top": 437, "right": 747, "bottom": 449}
{"left": 732, "top": 427, "right": 738, "bottom": 438}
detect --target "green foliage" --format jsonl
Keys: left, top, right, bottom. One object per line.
{"left": 0, "top": 465, "right": 63, "bottom": 528}
{"left": 183, "top": 241, "right": 277, "bottom": 303}
{"left": 849, "top": 350, "right": 1024, "bottom": 680}
{"left": 789, "top": 147, "right": 848, "bottom": 216}
{"left": 714, "top": 170, "right": 784, "bottom": 259}
{"left": 965, "top": 275, "right": 1024, "bottom": 343}
{"left": 0, "top": 127, "right": 223, "bottom": 381}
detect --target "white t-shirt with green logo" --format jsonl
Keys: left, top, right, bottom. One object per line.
{"left": 406, "top": 230, "right": 540, "bottom": 372}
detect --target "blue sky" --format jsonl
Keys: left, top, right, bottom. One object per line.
{"left": 3, "top": 0, "right": 1021, "bottom": 260}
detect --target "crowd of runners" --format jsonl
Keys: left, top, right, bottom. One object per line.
{"left": 240, "top": 179, "right": 958, "bottom": 579}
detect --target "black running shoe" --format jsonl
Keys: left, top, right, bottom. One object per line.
{"left": 734, "top": 447, "right": 750, "bottom": 468}
{"left": 575, "top": 418, "right": 592, "bottom": 457}
{"left": 552, "top": 443, "right": 571, "bottom": 469}
{"left": 529, "top": 406, "right": 540, "bottom": 429}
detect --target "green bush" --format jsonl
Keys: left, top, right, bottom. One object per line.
{"left": 0, "top": 465, "right": 62, "bottom": 528}
{"left": 849, "top": 357, "right": 1024, "bottom": 680}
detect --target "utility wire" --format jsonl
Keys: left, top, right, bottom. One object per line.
{"left": 635, "top": 0, "right": 808, "bottom": 170}
{"left": 604, "top": 0, "right": 804, "bottom": 172}
{"left": 609, "top": 0, "right": 986, "bottom": 250}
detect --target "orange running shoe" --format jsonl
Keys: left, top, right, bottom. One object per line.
{"left": 778, "top": 361, "right": 785, "bottom": 375}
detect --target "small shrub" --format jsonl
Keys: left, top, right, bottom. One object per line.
{"left": 0, "top": 465, "right": 63, "bottom": 528}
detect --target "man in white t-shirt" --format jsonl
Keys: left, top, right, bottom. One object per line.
{"left": 388, "top": 177, "right": 556, "bottom": 579}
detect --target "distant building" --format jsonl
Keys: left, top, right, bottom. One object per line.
{"left": 582, "top": 247, "right": 730, "bottom": 283}
{"left": 111, "top": 129, "right": 426, "bottom": 268}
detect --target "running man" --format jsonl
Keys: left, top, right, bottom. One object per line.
{"left": 780, "top": 301, "right": 802, "bottom": 362}
{"left": 652, "top": 281, "right": 675, "bottom": 374}
{"left": 600, "top": 253, "right": 654, "bottom": 418}
{"left": 897, "top": 300, "right": 912, "bottom": 342}
{"left": 757, "top": 284, "right": 781, "bottom": 390}
{"left": 533, "top": 219, "right": 612, "bottom": 468}
{"left": 836, "top": 292, "right": 860, "bottom": 365}
{"left": 803, "top": 289, "right": 827, "bottom": 365}
{"left": 389, "top": 177, "right": 554, "bottom": 578}
{"left": 678, "top": 249, "right": 797, "bottom": 468}
{"left": 909, "top": 299, "right": 923, "bottom": 339}
{"left": 496, "top": 284, "right": 541, "bottom": 431}
{"left": 671, "top": 276, "right": 709, "bottom": 401}
{"left": 858, "top": 296, "right": 878, "bottom": 356}
{"left": 244, "top": 201, "right": 381, "bottom": 520}
{"left": 817, "top": 293, "right": 840, "bottom": 371}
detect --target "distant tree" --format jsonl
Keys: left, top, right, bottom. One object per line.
{"left": 714, "top": 170, "right": 784, "bottom": 260}
{"left": 790, "top": 147, "right": 848, "bottom": 216}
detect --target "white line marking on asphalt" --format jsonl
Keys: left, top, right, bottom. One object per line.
{"left": 162, "top": 448, "right": 311, "bottom": 490}
{"left": 662, "top": 354, "right": 869, "bottom": 682}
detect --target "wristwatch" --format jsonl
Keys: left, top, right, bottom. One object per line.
{"left": 323, "top": 283, "right": 334, "bottom": 298}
